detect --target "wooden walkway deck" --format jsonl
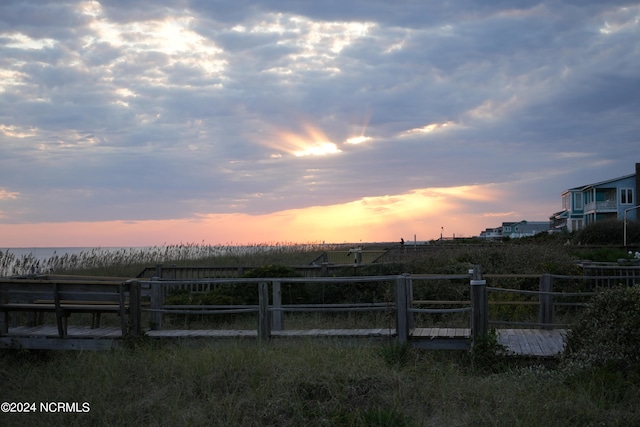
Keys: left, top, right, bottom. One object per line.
{"left": 497, "top": 328, "right": 566, "bottom": 357}
{"left": 0, "top": 326, "right": 567, "bottom": 357}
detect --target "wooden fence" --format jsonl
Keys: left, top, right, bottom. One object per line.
{"left": 136, "top": 263, "right": 369, "bottom": 281}
{"left": 2, "top": 265, "right": 638, "bottom": 350}
{"left": 137, "top": 265, "right": 620, "bottom": 345}
{"left": 577, "top": 262, "right": 640, "bottom": 287}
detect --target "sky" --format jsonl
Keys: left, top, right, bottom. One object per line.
{"left": 1, "top": 0, "right": 640, "bottom": 247}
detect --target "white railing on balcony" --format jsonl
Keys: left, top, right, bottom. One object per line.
{"left": 584, "top": 200, "right": 617, "bottom": 212}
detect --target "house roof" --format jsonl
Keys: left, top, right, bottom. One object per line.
{"left": 566, "top": 172, "right": 636, "bottom": 193}
{"left": 503, "top": 220, "right": 549, "bottom": 226}
{"left": 550, "top": 210, "right": 568, "bottom": 219}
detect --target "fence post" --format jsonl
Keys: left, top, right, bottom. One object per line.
{"left": 272, "top": 281, "right": 283, "bottom": 331}
{"left": 395, "top": 275, "right": 409, "bottom": 344}
{"left": 128, "top": 280, "right": 142, "bottom": 336}
{"left": 538, "top": 274, "right": 554, "bottom": 329}
{"left": 321, "top": 262, "right": 328, "bottom": 277}
{"left": 149, "top": 277, "right": 164, "bottom": 330}
{"left": 470, "top": 266, "right": 488, "bottom": 345}
{"left": 258, "top": 282, "right": 271, "bottom": 343}
{"left": 405, "top": 273, "right": 414, "bottom": 331}
{"left": 155, "top": 264, "right": 163, "bottom": 278}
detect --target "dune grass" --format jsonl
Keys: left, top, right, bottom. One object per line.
{"left": 2, "top": 340, "right": 639, "bottom": 426}
{"left": 0, "top": 242, "right": 333, "bottom": 277}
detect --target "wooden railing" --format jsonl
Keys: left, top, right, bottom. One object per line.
{"left": 0, "top": 275, "right": 142, "bottom": 337}
{"left": 141, "top": 275, "right": 401, "bottom": 340}
{"left": 140, "top": 266, "right": 582, "bottom": 345}
{"left": 3, "top": 266, "right": 638, "bottom": 349}
{"left": 135, "top": 268, "right": 633, "bottom": 342}
{"left": 577, "top": 263, "right": 640, "bottom": 288}
{"left": 136, "top": 263, "right": 372, "bottom": 281}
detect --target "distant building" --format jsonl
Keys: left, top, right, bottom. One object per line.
{"left": 479, "top": 220, "right": 550, "bottom": 240}
{"left": 550, "top": 163, "right": 639, "bottom": 232}
{"left": 479, "top": 227, "right": 503, "bottom": 240}
{"left": 503, "top": 220, "right": 551, "bottom": 238}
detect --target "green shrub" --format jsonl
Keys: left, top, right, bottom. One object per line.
{"left": 242, "top": 264, "right": 300, "bottom": 278}
{"left": 468, "top": 329, "right": 508, "bottom": 373}
{"left": 563, "top": 285, "right": 640, "bottom": 371}
{"left": 165, "top": 289, "right": 235, "bottom": 305}
{"left": 573, "top": 219, "right": 640, "bottom": 245}
{"left": 243, "top": 264, "right": 309, "bottom": 305}
{"left": 572, "top": 247, "right": 632, "bottom": 263}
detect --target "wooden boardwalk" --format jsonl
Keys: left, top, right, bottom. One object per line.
{"left": 0, "top": 325, "right": 567, "bottom": 357}
{"left": 497, "top": 328, "right": 566, "bottom": 357}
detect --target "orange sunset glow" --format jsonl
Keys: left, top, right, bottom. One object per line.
{"left": 0, "top": 185, "right": 501, "bottom": 247}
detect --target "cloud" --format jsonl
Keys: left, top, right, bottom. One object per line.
{"left": 1, "top": 0, "right": 639, "bottom": 244}
{"left": 0, "top": 189, "right": 20, "bottom": 200}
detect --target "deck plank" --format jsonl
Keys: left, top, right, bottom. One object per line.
{"left": 3, "top": 325, "right": 566, "bottom": 356}
{"left": 496, "top": 329, "right": 566, "bottom": 357}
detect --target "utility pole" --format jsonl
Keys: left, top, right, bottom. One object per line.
{"left": 624, "top": 205, "right": 640, "bottom": 248}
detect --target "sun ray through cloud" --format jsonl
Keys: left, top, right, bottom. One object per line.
{"left": 0, "top": 1, "right": 638, "bottom": 246}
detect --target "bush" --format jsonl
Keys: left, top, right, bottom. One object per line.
{"left": 573, "top": 219, "right": 640, "bottom": 245}
{"left": 467, "top": 329, "right": 508, "bottom": 373}
{"left": 243, "top": 264, "right": 308, "bottom": 305}
{"left": 572, "top": 247, "right": 633, "bottom": 263}
{"left": 242, "top": 265, "right": 301, "bottom": 278}
{"left": 563, "top": 285, "right": 640, "bottom": 371}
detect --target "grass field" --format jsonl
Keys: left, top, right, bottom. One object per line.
{"left": 2, "top": 340, "right": 639, "bottom": 426}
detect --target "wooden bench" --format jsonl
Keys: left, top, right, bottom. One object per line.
{"left": 0, "top": 278, "right": 141, "bottom": 338}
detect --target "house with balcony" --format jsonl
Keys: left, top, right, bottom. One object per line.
{"left": 479, "top": 226, "right": 502, "bottom": 240}
{"left": 550, "top": 163, "right": 639, "bottom": 232}
{"left": 478, "top": 220, "right": 550, "bottom": 240}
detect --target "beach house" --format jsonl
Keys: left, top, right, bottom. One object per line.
{"left": 550, "top": 163, "right": 639, "bottom": 232}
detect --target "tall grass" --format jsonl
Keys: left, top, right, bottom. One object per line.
{"left": 2, "top": 240, "right": 583, "bottom": 278}
{"left": 1, "top": 341, "right": 639, "bottom": 426}
{"left": 0, "top": 242, "right": 333, "bottom": 277}
{"left": 389, "top": 243, "right": 578, "bottom": 275}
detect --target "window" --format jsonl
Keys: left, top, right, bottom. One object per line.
{"left": 562, "top": 194, "right": 570, "bottom": 210}
{"left": 621, "top": 188, "right": 634, "bottom": 205}
{"left": 574, "top": 193, "right": 583, "bottom": 210}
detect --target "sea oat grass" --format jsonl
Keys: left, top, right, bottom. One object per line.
{"left": 0, "top": 242, "right": 332, "bottom": 277}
